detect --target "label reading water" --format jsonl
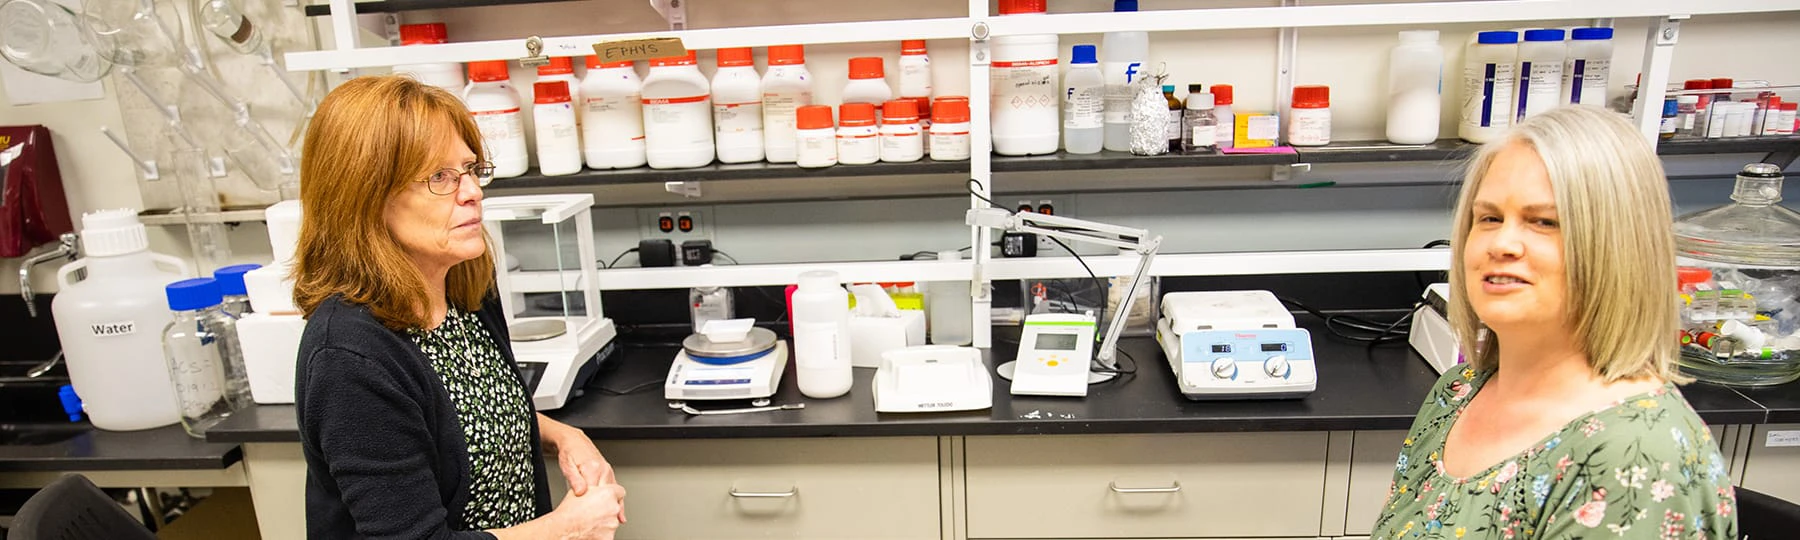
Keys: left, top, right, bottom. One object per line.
{"left": 1769, "top": 430, "right": 1800, "bottom": 447}
{"left": 991, "top": 59, "right": 1059, "bottom": 110}
{"left": 89, "top": 320, "right": 136, "bottom": 338}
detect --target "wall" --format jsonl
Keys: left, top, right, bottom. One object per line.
{"left": 3, "top": 0, "right": 1798, "bottom": 293}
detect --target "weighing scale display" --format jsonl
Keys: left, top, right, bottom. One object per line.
{"left": 683, "top": 366, "right": 755, "bottom": 385}
{"left": 1034, "top": 333, "right": 1080, "bottom": 351}
{"left": 1262, "top": 343, "right": 1289, "bottom": 352}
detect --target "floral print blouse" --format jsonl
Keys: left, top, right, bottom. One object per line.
{"left": 1370, "top": 368, "right": 1737, "bottom": 539}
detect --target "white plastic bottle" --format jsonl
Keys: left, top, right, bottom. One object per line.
{"left": 1515, "top": 29, "right": 1565, "bottom": 121}
{"left": 927, "top": 251, "right": 974, "bottom": 345}
{"left": 1561, "top": 27, "right": 1613, "bottom": 107}
{"left": 51, "top": 210, "right": 191, "bottom": 431}
{"left": 899, "top": 40, "right": 932, "bottom": 99}
{"left": 580, "top": 57, "right": 646, "bottom": 169}
{"left": 1386, "top": 30, "right": 1442, "bottom": 145}
{"left": 536, "top": 56, "right": 582, "bottom": 125}
{"left": 711, "top": 47, "right": 764, "bottom": 164}
{"left": 1212, "top": 84, "right": 1235, "bottom": 149}
{"left": 843, "top": 57, "right": 894, "bottom": 110}
{"left": 930, "top": 98, "right": 972, "bottom": 161}
{"left": 392, "top": 23, "right": 464, "bottom": 97}
{"left": 879, "top": 99, "right": 923, "bottom": 163}
{"left": 991, "top": 0, "right": 1060, "bottom": 156}
{"left": 1101, "top": 0, "right": 1149, "bottom": 152}
{"left": 762, "top": 45, "right": 813, "bottom": 164}
{"left": 532, "top": 80, "right": 582, "bottom": 176}
{"left": 836, "top": 102, "right": 880, "bottom": 165}
{"left": 640, "top": 51, "right": 715, "bottom": 169}
{"left": 1063, "top": 44, "right": 1104, "bottom": 154}
{"left": 463, "top": 60, "right": 529, "bottom": 178}
{"left": 795, "top": 105, "right": 837, "bottom": 168}
{"left": 791, "top": 270, "right": 852, "bottom": 399}
{"left": 1459, "top": 31, "right": 1518, "bottom": 144}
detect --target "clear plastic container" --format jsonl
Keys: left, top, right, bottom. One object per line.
{"left": 792, "top": 270, "right": 852, "bottom": 399}
{"left": 1673, "top": 163, "right": 1800, "bottom": 386}
{"left": 1063, "top": 45, "right": 1104, "bottom": 155}
{"left": 1101, "top": 0, "right": 1148, "bottom": 152}
{"left": 160, "top": 278, "right": 252, "bottom": 438}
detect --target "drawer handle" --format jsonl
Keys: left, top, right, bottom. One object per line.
{"left": 1108, "top": 480, "right": 1182, "bottom": 494}
{"left": 729, "top": 487, "right": 799, "bottom": 498}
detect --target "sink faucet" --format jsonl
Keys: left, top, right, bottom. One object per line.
{"left": 19, "top": 233, "right": 78, "bottom": 318}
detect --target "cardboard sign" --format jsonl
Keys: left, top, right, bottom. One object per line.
{"left": 593, "top": 38, "right": 687, "bottom": 64}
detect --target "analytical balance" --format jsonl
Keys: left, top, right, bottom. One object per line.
{"left": 484, "top": 195, "right": 617, "bottom": 411}
{"left": 1156, "top": 291, "right": 1318, "bottom": 399}
{"left": 664, "top": 320, "right": 788, "bottom": 408}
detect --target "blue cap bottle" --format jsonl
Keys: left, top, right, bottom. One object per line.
{"left": 1071, "top": 44, "right": 1097, "bottom": 65}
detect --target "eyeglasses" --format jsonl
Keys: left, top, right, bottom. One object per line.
{"left": 417, "top": 161, "right": 496, "bottom": 195}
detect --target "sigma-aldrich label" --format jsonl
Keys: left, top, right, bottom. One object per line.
{"left": 90, "top": 321, "right": 136, "bottom": 337}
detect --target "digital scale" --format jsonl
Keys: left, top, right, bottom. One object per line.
{"left": 1156, "top": 291, "right": 1318, "bottom": 400}
{"left": 511, "top": 317, "right": 617, "bottom": 410}
{"left": 996, "top": 313, "right": 1101, "bottom": 397}
{"left": 664, "top": 322, "right": 788, "bottom": 408}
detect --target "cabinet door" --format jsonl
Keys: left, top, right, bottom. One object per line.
{"left": 965, "top": 432, "right": 1329, "bottom": 539}
{"left": 1740, "top": 423, "right": 1800, "bottom": 503}
{"left": 1343, "top": 430, "right": 1407, "bottom": 536}
{"left": 601, "top": 436, "right": 941, "bottom": 540}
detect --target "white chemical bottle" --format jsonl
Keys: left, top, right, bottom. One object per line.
{"left": 1386, "top": 30, "right": 1442, "bottom": 145}
{"left": 899, "top": 40, "right": 932, "bottom": 99}
{"left": 1212, "top": 84, "right": 1236, "bottom": 148}
{"left": 794, "top": 104, "right": 837, "bottom": 168}
{"left": 1459, "top": 31, "right": 1518, "bottom": 144}
{"left": 791, "top": 270, "right": 853, "bottom": 399}
{"left": 930, "top": 98, "right": 972, "bottom": 161}
{"left": 836, "top": 102, "right": 880, "bottom": 165}
{"left": 843, "top": 56, "right": 894, "bottom": 110}
{"left": 1101, "top": 0, "right": 1149, "bottom": 152}
{"left": 762, "top": 45, "right": 813, "bottom": 164}
{"left": 392, "top": 23, "right": 464, "bottom": 97}
{"left": 879, "top": 99, "right": 924, "bottom": 162}
{"left": 1515, "top": 29, "right": 1565, "bottom": 121}
{"left": 1063, "top": 44, "right": 1104, "bottom": 154}
{"left": 463, "top": 60, "right": 529, "bottom": 178}
{"left": 536, "top": 56, "right": 582, "bottom": 125}
{"left": 580, "top": 57, "right": 646, "bottom": 169}
{"left": 641, "top": 51, "right": 715, "bottom": 169}
{"left": 532, "top": 80, "right": 582, "bottom": 176}
{"left": 1561, "top": 27, "right": 1613, "bottom": 107}
{"left": 52, "top": 210, "right": 191, "bottom": 431}
{"left": 711, "top": 47, "right": 764, "bottom": 164}
{"left": 991, "top": 0, "right": 1060, "bottom": 156}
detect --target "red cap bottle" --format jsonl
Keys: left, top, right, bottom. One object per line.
{"left": 467, "top": 60, "right": 509, "bottom": 82}
{"left": 533, "top": 81, "right": 570, "bottom": 104}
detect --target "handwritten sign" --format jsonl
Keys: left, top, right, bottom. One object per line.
{"left": 1768, "top": 430, "right": 1800, "bottom": 448}
{"left": 592, "top": 38, "right": 687, "bottom": 64}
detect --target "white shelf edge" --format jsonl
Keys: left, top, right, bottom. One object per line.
{"left": 983, "top": 0, "right": 1798, "bottom": 36}
{"left": 506, "top": 248, "right": 1450, "bottom": 292}
{"left": 287, "top": 17, "right": 975, "bottom": 71}
{"left": 138, "top": 208, "right": 269, "bottom": 226}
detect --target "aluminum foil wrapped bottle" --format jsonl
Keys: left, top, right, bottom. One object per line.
{"left": 1129, "top": 75, "right": 1169, "bottom": 155}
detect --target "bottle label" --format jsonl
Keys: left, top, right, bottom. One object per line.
{"left": 643, "top": 96, "right": 712, "bottom": 146}
{"left": 1659, "top": 116, "right": 1679, "bottom": 134}
{"left": 793, "top": 322, "right": 842, "bottom": 369}
{"left": 1103, "top": 61, "right": 1145, "bottom": 124}
{"left": 930, "top": 132, "right": 971, "bottom": 160}
{"left": 1563, "top": 58, "right": 1610, "bottom": 106}
{"left": 1464, "top": 62, "right": 1515, "bottom": 129}
{"left": 471, "top": 108, "right": 524, "bottom": 145}
{"left": 714, "top": 101, "right": 764, "bottom": 135}
{"left": 901, "top": 59, "right": 933, "bottom": 96}
{"left": 583, "top": 95, "right": 645, "bottom": 143}
{"left": 1166, "top": 109, "right": 1182, "bottom": 141}
{"left": 1517, "top": 60, "right": 1563, "bottom": 121}
{"left": 762, "top": 91, "right": 810, "bottom": 133}
{"left": 990, "top": 59, "right": 1059, "bottom": 111}
{"left": 1065, "top": 85, "right": 1104, "bottom": 129}
{"left": 89, "top": 320, "right": 136, "bottom": 337}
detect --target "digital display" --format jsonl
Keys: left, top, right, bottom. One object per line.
{"left": 1261, "top": 343, "right": 1288, "bottom": 352}
{"left": 1034, "top": 333, "right": 1080, "bottom": 351}
{"left": 1211, "top": 344, "right": 1232, "bottom": 354}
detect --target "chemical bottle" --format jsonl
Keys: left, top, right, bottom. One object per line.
{"left": 198, "top": 0, "right": 262, "bottom": 55}
{"left": 1561, "top": 27, "right": 1613, "bottom": 107}
{"left": 1212, "top": 84, "right": 1236, "bottom": 149}
{"left": 930, "top": 97, "right": 972, "bottom": 161}
{"left": 899, "top": 40, "right": 932, "bottom": 99}
{"left": 161, "top": 278, "right": 253, "bottom": 438}
{"left": 213, "top": 264, "right": 260, "bottom": 318}
{"left": 711, "top": 47, "right": 764, "bottom": 164}
{"left": 762, "top": 45, "right": 814, "bottom": 164}
{"left": 1659, "top": 97, "right": 1679, "bottom": 141}
{"left": 536, "top": 56, "right": 582, "bottom": 125}
{"left": 580, "top": 57, "right": 647, "bottom": 169}
{"left": 1163, "top": 85, "right": 1183, "bottom": 152}
{"left": 791, "top": 270, "right": 852, "bottom": 399}
{"left": 1182, "top": 90, "right": 1217, "bottom": 154}
{"left": 1063, "top": 45, "right": 1104, "bottom": 155}
{"left": 463, "top": 60, "right": 529, "bottom": 178}
{"left": 392, "top": 23, "right": 464, "bottom": 97}
{"left": 912, "top": 97, "right": 934, "bottom": 154}
{"left": 641, "top": 51, "right": 715, "bottom": 169}
{"left": 1288, "top": 85, "right": 1332, "bottom": 146}
{"left": 926, "top": 251, "right": 974, "bottom": 345}
{"left": 843, "top": 57, "right": 894, "bottom": 110}
{"left": 991, "top": 0, "right": 1060, "bottom": 156}
{"left": 533, "top": 80, "right": 582, "bottom": 176}
{"left": 837, "top": 102, "right": 880, "bottom": 165}
{"left": 1515, "top": 29, "right": 1565, "bottom": 121}
{"left": 1386, "top": 30, "right": 1442, "bottom": 145}
{"left": 1459, "top": 31, "right": 1518, "bottom": 144}
{"left": 689, "top": 286, "right": 734, "bottom": 331}
{"left": 51, "top": 210, "right": 190, "bottom": 431}
{"left": 1101, "top": 0, "right": 1149, "bottom": 152}
{"left": 879, "top": 99, "right": 924, "bottom": 163}
{"left": 795, "top": 104, "right": 837, "bottom": 168}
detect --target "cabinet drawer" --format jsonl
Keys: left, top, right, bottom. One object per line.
{"left": 602, "top": 436, "right": 940, "bottom": 540}
{"left": 965, "top": 432, "right": 1329, "bottom": 539}
{"left": 1742, "top": 423, "right": 1800, "bottom": 503}
{"left": 1344, "top": 430, "right": 1406, "bottom": 536}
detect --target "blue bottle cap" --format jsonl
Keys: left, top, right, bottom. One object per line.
{"left": 1113, "top": 0, "right": 1138, "bottom": 12}
{"left": 1571, "top": 27, "right": 1614, "bottom": 40}
{"left": 166, "top": 278, "right": 223, "bottom": 311}
{"left": 1162, "top": 84, "right": 1175, "bottom": 93}
{"left": 213, "top": 264, "right": 262, "bottom": 296}
{"left": 1663, "top": 97, "right": 1679, "bottom": 116}
{"left": 1476, "top": 31, "right": 1519, "bottom": 45}
{"left": 1071, "top": 45, "right": 1097, "bottom": 64}
{"left": 1523, "top": 29, "right": 1565, "bottom": 42}
{"left": 58, "top": 385, "right": 83, "bottom": 422}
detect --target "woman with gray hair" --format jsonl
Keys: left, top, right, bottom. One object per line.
{"left": 1371, "top": 105, "right": 1737, "bottom": 539}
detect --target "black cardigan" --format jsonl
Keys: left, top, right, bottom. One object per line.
{"left": 296, "top": 295, "right": 553, "bottom": 539}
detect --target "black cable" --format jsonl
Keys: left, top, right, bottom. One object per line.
{"left": 967, "top": 178, "right": 1001, "bottom": 208}
{"left": 1277, "top": 295, "right": 1412, "bottom": 344}
{"left": 1046, "top": 236, "right": 1108, "bottom": 317}
{"left": 712, "top": 250, "right": 740, "bottom": 265}
{"left": 1416, "top": 239, "right": 1451, "bottom": 291}
{"left": 1365, "top": 301, "right": 1423, "bottom": 350}
{"left": 597, "top": 376, "right": 666, "bottom": 396}
{"left": 1090, "top": 347, "right": 1139, "bottom": 376}
{"left": 604, "top": 248, "right": 638, "bottom": 269}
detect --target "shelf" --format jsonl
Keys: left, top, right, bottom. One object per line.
{"left": 486, "top": 159, "right": 972, "bottom": 190}
{"left": 1290, "top": 139, "right": 1474, "bottom": 164}
{"left": 993, "top": 149, "right": 1295, "bottom": 173}
{"left": 138, "top": 207, "right": 269, "bottom": 226}
{"left": 301, "top": 0, "right": 582, "bottom": 16}
{"left": 1654, "top": 135, "right": 1800, "bottom": 156}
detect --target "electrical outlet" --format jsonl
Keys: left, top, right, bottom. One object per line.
{"left": 637, "top": 206, "right": 716, "bottom": 247}
{"left": 1009, "top": 195, "right": 1073, "bottom": 253}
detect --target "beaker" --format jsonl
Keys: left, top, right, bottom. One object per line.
{"left": 0, "top": 0, "right": 110, "bottom": 82}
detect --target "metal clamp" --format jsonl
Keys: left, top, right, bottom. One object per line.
{"left": 519, "top": 36, "right": 550, "bottom": 68}
{"left": 729, "top": 486, "right": 799, "bottom": 498}
{"left": 1108, "top": 480, "right": 1182, "bottom": 494}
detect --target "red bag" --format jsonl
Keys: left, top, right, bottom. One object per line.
{"left": 0, "top": 125, "right": 75, "bottom": 258}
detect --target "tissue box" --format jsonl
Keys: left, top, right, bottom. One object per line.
{"left": 237, "top": 312, "right": 306, "bottom": 404}
{"left": 849, "top": 311, "right": 926, "bottom": 368}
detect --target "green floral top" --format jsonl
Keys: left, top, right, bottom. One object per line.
{"left": 1370, "top": 368, "right": 1737, "bottom": 539}
{"left": 409, "top": 307, "right": 537, "bottom": 531}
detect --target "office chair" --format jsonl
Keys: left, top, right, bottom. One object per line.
{"left": 7, "top": 474, "right": 155, "bottom": 540}
{"left": 1739, "top": 486, "right": 1800, "bottom": 540}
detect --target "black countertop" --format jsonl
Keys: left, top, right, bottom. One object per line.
{"left": 0, "top": 424, "right": 242, "bottom": 472}
{"left": 204, "top": 316, "right": 1787, "bottom": 443}
{"left": 1721, "top": 383, "right": 1800, "bottom": 425}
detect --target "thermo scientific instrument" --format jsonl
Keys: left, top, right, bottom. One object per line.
{"left": 484, "top": 195, "right": 617, "bottom": 410}
{"left": 665, "top": 319, "right": 788, "bottom": 407}
{"left": 1156, "top": 291, "right": 1318, "bottom": 399}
